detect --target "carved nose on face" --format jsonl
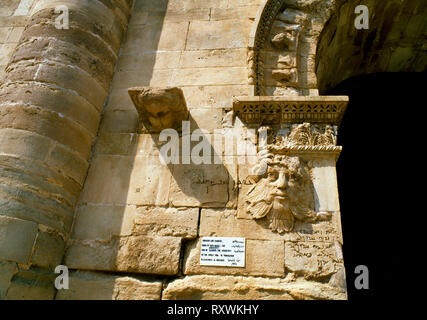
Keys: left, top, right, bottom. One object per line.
{"left": 273, "top": 172, "right": 287, "bottom": 189}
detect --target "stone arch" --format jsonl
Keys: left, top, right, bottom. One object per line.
{"left": 316, "top": 0, "right": 427, "bottom": 93}
{"left": 248, "top": 0, "right": 341, "bottom": 96}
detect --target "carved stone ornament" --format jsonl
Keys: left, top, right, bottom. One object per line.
{"left": 128, "top": 87, "right": 189, "bottom": 133}
{"left": 233, "top": 96, "right": 348, "bottom": 126}
{"left": 245, "top": 127, "right": 331, "bottom": 233}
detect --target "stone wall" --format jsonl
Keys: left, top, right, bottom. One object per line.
{"left": 61, "top": 0, "right": 347, "bottom": 300}
{"left": 0, "top": 0, "right": 33, "bottom": 81}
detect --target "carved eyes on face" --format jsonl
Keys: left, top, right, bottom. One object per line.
{"left": 267, "top": 171, "right": 279, "bottom": 181}
{"left": 267, "top": 170, "right": 298, "bottom": 184}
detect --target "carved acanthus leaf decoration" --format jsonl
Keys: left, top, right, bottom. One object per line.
{"left": 280, "top": 123, "right": 337, "bottom": 147}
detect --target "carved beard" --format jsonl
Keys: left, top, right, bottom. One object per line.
{"left": 269, "top": 198, "right": 294, "bottom": 233}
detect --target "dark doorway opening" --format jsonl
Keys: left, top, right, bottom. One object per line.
{"left": 326, "top": 72, "right": 426, "bottom": 300}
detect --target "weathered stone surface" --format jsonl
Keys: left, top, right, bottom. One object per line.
{"left": 94, "top": 133, "right": 160, "bottom": 156}
{"left": 179, "top": 49, "right": 247, "bottom": 68}
{"left": 66, "top": 235, "right": 182, "bottom": 275}
{"left": 0, "top": 260, "right": 16, "bottom": 299}
{"left": 0, "top": 128, "right": 52, "bottom": 162}
{"left": 71, "top": 205, "right": 199, "bottom": 241}
{"left": 122, "top": 22, "right": 188, "bottom": 52}
{"left": 199, "top": 208, "right": 283, "bottom": 241}
{"left": 0, "top": 215, "right": 37, "bottom": 264}
{"left": 184, "top": 238, "right": 285, "bottom": 277}
{"left": 285, "top": 240, "right": 344, "bottom": 278}
{"left": 56, "top": 271, "right": 163, "bottom": 300}
{"left": 163, "top": 275, "right": 347, "bottom": 300}
{"left": 128, "top": 87, "right": 189, "bottom": 133}
{"left": 132, "top": 206, "right": 199, "bottom": 239}
{"left": 30, "top": 227, "right": 65, "bottom": 270}
{"left": 169, "top": 164, "right": 232, "bottom": 207}
{"left": 186, "top": 20, "right": 252, "bottom": 50}
{"left": 80, "top": 155, "right": 172, "bottom": 206}
{"left": 71, "top": 204, "right": 137, "bottom": 241}
{"left": 5, "top": 267, "right": 55, "bottom": 300}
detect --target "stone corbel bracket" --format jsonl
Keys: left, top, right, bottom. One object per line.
{"left": 128, "top": 87, "right": 189, "bottom": 133}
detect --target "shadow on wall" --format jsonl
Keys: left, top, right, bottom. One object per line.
{"left": 58, "top": 0, "right": 172, "bottom": 300}
{"left": 59, "top": 0, "right": 235, "bottom": 300}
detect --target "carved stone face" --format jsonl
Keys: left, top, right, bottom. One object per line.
{"left": 246, "top": 155, "right": 316, "bottom": 233}
{"left": 128, "top": 87, "right": 188, "bottom": 133}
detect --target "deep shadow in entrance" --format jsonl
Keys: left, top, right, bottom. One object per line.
{"left": 327, "top": 72, "right": 426, "bottom": 301}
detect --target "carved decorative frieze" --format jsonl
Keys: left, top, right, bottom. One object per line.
{"left": 128, "top": 87, "right": 189, "bottom": 133}
{"left": 233, "top": 96, "right": 348, "bottom": 126}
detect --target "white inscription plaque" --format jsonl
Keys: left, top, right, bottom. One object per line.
{"left": 200, "top": 237, "right": 245, "bottom": 267}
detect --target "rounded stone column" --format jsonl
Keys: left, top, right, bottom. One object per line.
{"left": 0, "top": 0, "right": 133, "bottom": 299}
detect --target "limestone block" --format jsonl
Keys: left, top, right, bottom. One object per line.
{"left": 210, "top": 6, "right": 259, "bottom": 21}
{"left": 0, "top": 260, "right": 17, "bottom": 299}
{"left": 0, "top": 172, "right": 75, "bottom": 235}
{"left": 80, "top": 155, "right": 172, "bottom": 206}
{"left": 171, "top": 67, "right": 248, "bottom": 86}
{"left": 4, "top": 267, "right": 55, "bottom": 300}
{"left": 71, "top": 205, "right": 136, "bottom": 241}
{"left": 0, "top": 27, "right": 12, "bottom": 42}
{"left": 163, "top": 275, "right": 347, "bottom": 300}
{"left": 0, "top": 128, "right": 52, "bottom": 162}
{"left": 94, "top": 133, "right": 160, "bottom": 156}
{"left": 132, "top": 206, "right": 199, "bottom": 239}
{"left": 199, "top": 208, "right": 283, "bottom": 241}
{"left": 7, "top": 62, "right": 107, "bottom": 110}
{"left": 0, "top": 80, "right": 101, "bottom": 134}
{"left": 179, "top": 49, "right": 247, "bottom": 68}
{"left": 145, "top": 9, "right": 211, "bottom": 24}
{"left": 110, "top": 68, "right": 175, "bottom": 90}
{"left": 311, "top": 158, "right": 340, "bottom": 213}
{"left": 183, "top": 238, "right": 285, "bottom": 277}
{"left": 285, "top": 240, "right": 344, "bottom": 278}
{"left": 128, "top": 87, "right": 189, "bottom": 133}
{"left": 30, "top": 228, "right": 65, "bottom": 270}
{"left": 56, "top": 271, "right": 163, "bottom": 300}
{"left": 0, "top": 215, "right": 37, "bottom": 264}
{"left": 0, "top": 103, "right": 93, "bottom": 159}
{"left": 0, "top": 154, "right": 79, "bottom": 207}
{"left": 10, "top": 37, "right": 114, "bottom": 90}
{"left": 181, "top": 85, "right": 250, "bottom": 109}
{"left": 169, "top": 164, "right": 232, "bottom": 207}
{"left": 122, "top": 22, "right": 188, "bottom": 52}
{"left": 118, "top": 50, "right": 181, "bottom": 72}
{"left": 189, "top": 108, "right": 222, "bottom": 133}
{"left": 99, "top": 108, "right": 139, "bottom": 133}
{"left": 45, "top": 143, "right": 89, "bottom": 186}
{"left": 186, "top": 20, "right": 252, "bottom": 50}
{"left": 65, "top": 235, "right": 182, "bottom": 275}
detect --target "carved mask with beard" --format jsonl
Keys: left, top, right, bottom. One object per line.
{"left": 245, "top": 155, "right": 317, "bottom": 233}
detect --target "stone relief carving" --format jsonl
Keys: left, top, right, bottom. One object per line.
{"left": 128, "top": 87, "right": 189, "bottom": 133}
{"left": 280, "top": 123, "right": 337, "bottom": 147}
{"left": 244, "top": 126, "right": 331, "bottom": 233}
